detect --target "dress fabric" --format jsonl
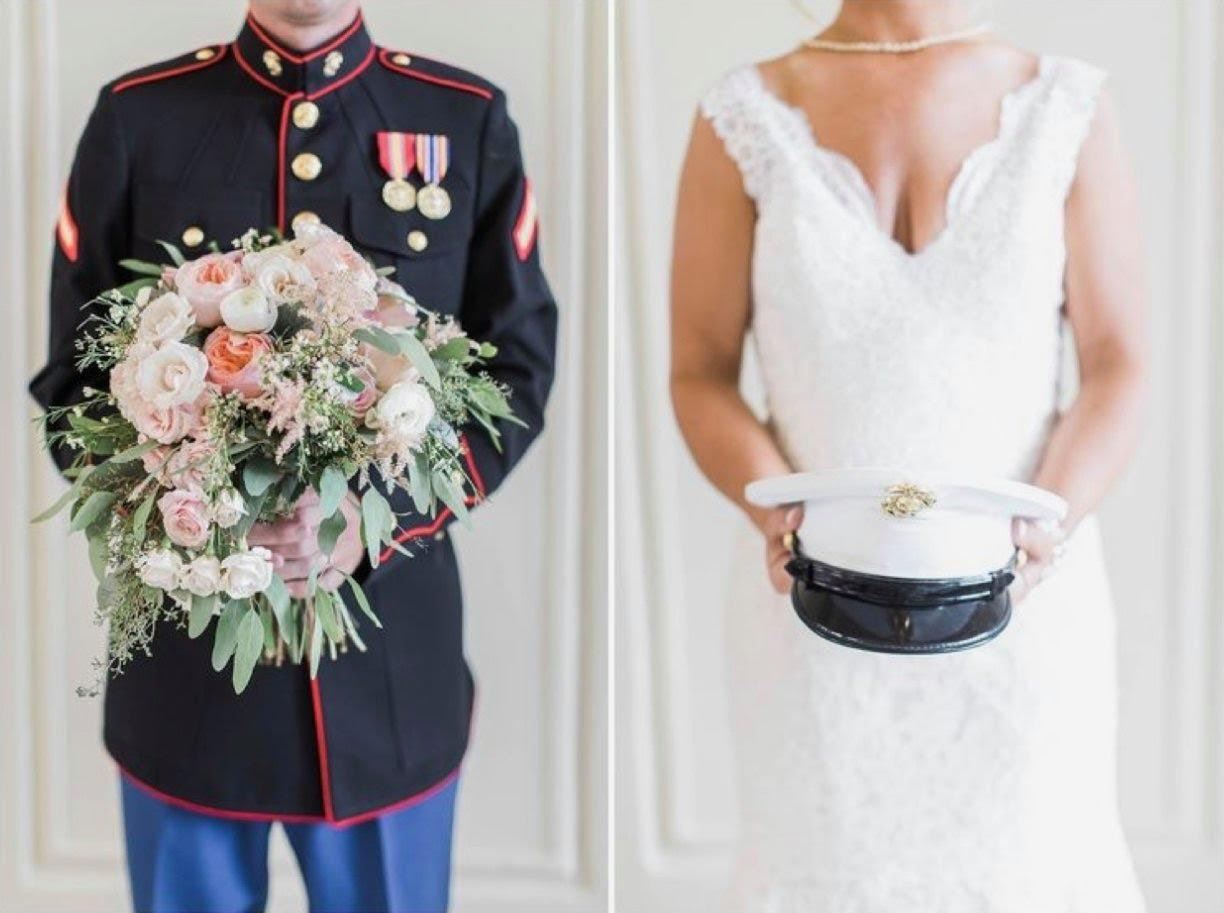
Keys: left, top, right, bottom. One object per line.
{"left": 701, "top": 57, "right": 1146, "bottom": 913}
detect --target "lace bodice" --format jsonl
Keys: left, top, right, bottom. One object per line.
{"left": 702, "top": 57, "right": 1147, "bottom": 913}
{"left": 702, "top": 57, "right": 1104, "bottom": 480}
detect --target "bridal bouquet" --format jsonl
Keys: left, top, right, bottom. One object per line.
{"left": 36, "top": 223, "right": 517, "bottom": 694}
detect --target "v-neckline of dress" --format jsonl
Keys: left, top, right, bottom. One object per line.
{"left": 747, "top": 56, "right": 1053, "bottom": 261}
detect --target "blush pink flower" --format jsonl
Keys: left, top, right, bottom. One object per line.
{"left": 347, "top": 368, "right": 379, "bottom": 417}
{"left": 131, "top": 401, "right": 204, "bottom": 445}
{"left": 157, "top": 489, "right": 211, "bottom": 549}
{"left": 174, "top": 252, "right": 245, "bottom": 328}
{"left": 164, "top": 439, "right": 216, "bottom": 492}
{"left": 203, "top": 327, "right": 272, "bottom": 399}
{"left": 301, "top": 236, "right": 377, "bottom": 289}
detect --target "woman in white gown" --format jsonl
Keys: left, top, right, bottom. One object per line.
{"left": 669, "top": 2, "right": 1148, "bottom": 911}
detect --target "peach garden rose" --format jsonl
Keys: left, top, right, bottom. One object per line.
{"left": 203, "top": 327, "right": 272, "bottom": 399}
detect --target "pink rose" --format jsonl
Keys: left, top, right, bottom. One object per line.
{"left": 301, "top": 237, "right": 376, "bottom": 289}
{"left": 174, "top": 252, "right": 245, "bottom": 328}
{"left": 142, "top": 445, "right": 174, "bottom": 482}
{"left": 158, "top": 489, "right": 211, "bottom": 548}
{"left": 164, "top": 439, "right": 216, "bottom": 492}
{"left": 131, "top": 401, "right": 204, "bottom": 445}
{"left": 203, "top": 327, "right": 272, "bottom": 399}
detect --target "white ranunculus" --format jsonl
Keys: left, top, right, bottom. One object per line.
{"left": 219, "top": 286, "right": 278, "bottom": 333}
{"left": 180, "top": 554, "right": 222, "bottom": 597}
{"left": 137, "top": 291, "right": 195, "bottom": 344}
{"left": 135, "top": 341, "right": 209, "bottom": 408}
{"left": 137, "top": 548, "right": 184, "bottom": 592}
{"left": 249, "top": 252, "right": 316, "bottom": 304}
{"left": 366, "top": 380, "right": 435, "bottom": 440}
{"left": 211, "top": 488, "right": 246, "bottom": 528}
{"left": 221, "top": 547, "right": 274, "bottom": 599}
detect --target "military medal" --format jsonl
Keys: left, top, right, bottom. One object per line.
{"left": 415, "top": 134, "right": 452, "bottom": 220}
{"left": 376, "top": 131, "right": 418, "bottom": 212}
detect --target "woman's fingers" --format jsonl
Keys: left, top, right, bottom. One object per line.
{"left": 761, "top": 504, "right": 803, "bottom": 594}
{"left": 1012, "top": 518, "right": 1065, "bottom": 565}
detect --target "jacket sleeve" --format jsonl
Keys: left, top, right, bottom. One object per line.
{"left": 28, "top": 88, "right": 132, "bottom": 473}
{"left": 454, "top": 89, "right": 557, "bottom": 501}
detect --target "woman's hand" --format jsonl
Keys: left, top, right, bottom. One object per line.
{"left": 1010, "top": 517, "right": 1067, "bottom": 604}
{"left": 760, "top": 505, "right": 804, "bottom": 595}
{"left": 248, "top": 490, "right": 364, "bottom": 598}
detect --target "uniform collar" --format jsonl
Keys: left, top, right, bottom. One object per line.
{"left": 235, "top": 10, "right": 374, "bottom": 97}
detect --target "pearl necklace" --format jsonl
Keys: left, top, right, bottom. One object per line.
{"left": 803, "top": 22, "right": 992, "bottom": 54}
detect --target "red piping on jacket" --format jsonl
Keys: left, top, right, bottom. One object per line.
{"left": 118, "top": 763, "right": 461, "bottom": 829}
{"left": 56, "top": 190, "right": 79, "bottom": 262}
{"left": 245, "top": 10, "right": 364, "bottom": 65}
{"left": 275, "top": 93, "right": 302, "bottom": 232}
{"left": 111, "top": 45, "right": 228, "bottom": 94}
{"left": 233, "top": 41, "right": 376, "bottom": 100}
{"left": 376, "top": 49, "right": 494, "bottom": 100}
{"left": 309, "top": 676, "right": 337, "bottom": 820}
{"left": 513, "top": 177, "right": 538, "bottom": 261}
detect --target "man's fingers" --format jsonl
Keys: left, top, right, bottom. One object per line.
{"left": 319, "top": 569, "right": 345, "bottom": 592}
{"left": 279, "top": 556, "right": 324, "bottom": 580}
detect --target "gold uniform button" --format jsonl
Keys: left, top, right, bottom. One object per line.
{"left": 181, "top": 226, "right": 205, "bottom": 248}
{"left": 291, "top": 152, "right": 322, "bottom": 181}
{"left": 195, "top": 48, "right": 216, "bottom": 61}
{"left": 292, "top": 101, "right": 320, "bottom": 130}
{"left": 391, "top": 53, "right": 411, "bottom": 66}
{"left": 407, "top": 230, "right": 429, "bottom": 252}
{"left": 292, "top": 211, "right": 321, "bottom": 230}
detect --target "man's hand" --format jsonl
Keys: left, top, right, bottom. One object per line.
{"left": 248, "top": 490, "right": 364, "bottom": 598}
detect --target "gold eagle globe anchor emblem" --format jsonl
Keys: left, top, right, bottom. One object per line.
{"left": 881, "top": 482, "right": 937, "bottom": 518}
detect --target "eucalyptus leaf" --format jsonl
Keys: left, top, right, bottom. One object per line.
{"left": 188, "top": 592, "right": 217, "bottom": 638}
{"left": 397, "top": 331, "right": 442, "bottom": 389}
{"left": 353, "top": 326, "right": 401, "bottom": 355}
{"left": 361, "top": 488, "right": 391, "bottom": 567}
{"left": 343, "top": 574, "right": 382, "bottom": 629}
{"left": 87, "top": 533, "right": 109, "bottom": 581}
{"left": 408, "top": 455, "right": 433, "bottom": 515}
{"left": 433, "top": 471, "right": 471, "bottom": 526}
{"left": 110, "top": 439, "right": 161, "bottom": 464}
{"left": 242, "top": 458, "right": 281, "bottom": 497}
{"left": 118, "top": 258, "right": 166, "bottom": 277}
{"left": 318, "top": 510, "right": 348, "bottom": 556}
{"left": 314, "top": 590, "right": 344, "bottom": 643}
{"left": 308, "top": 610, "right": 324, "bottom": 677}
{"left": 337, "top": 597, "right": 366, "bottom": 651}
{"left": 210, "top": 599, "right": 247, "bottom": 672}
{"left": 318, "top": 466, "right": 348, "bottom": 519}
{"left": 32, "top": 483, "right": 82, "bottom": 524}
{"left": 265, "top": 574, "right": 290, "bottom": 630}
{"left": 231, "top": 609, "right": 265, "bottom": 693}
{"left": 131, "top": 491, "right": 157, "bottom": 546}
{"left": 156, "top": 239, "right": 187, "bottom": 266}
{"left": 432, "top": 337, "right": 470, "bottom": 361}
{"left": 70, "top": 490, "right": 117, "bottom": 533}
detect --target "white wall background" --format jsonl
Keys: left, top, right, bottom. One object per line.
{"left": 0, "top": 1, "right": 608, "bottom": 911}
{"left": 615, "top": 1, "right": 1224, "bottom": 911}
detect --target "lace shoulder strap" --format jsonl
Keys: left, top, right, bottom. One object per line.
{"left": 1036, "top": 55, "right": 1108, "bottom": 195}
{"left": 699, "top": 66, "right": 776, "bottom": 201}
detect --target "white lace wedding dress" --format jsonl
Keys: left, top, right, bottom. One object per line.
{"left": 702, "top": 56, "right": 1146, "bottom": 912}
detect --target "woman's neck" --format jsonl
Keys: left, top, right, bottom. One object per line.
{"left": 825, "top": 1, "right": 976, "bottom": 44}
{"left": 247, "top": 1, "right": 362, "bottom": 52}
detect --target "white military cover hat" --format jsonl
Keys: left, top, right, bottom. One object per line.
{"left": 745, "top": 469, "right": 1068, "bottom": 653}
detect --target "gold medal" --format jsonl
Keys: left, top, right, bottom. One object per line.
{"left": 382, "top": 179, "right": 417, "bottom": 212}
{"left": 417, "top": 183, "right": 452, "bottom": 220}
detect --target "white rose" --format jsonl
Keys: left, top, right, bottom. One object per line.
{"left": 180, "top": 554, "right": 222, "bottom": 597}
{"left": 137, "top": 548, "right": 184, "bottom": 592}
{"left": 221, "top": 547, "right": 274, "bottom": 599}
{"left": 211, "top": 488, "right": 247, "bottom": 529}
{"left": 135, "top": 341, "right": 208, "bottom": 408}
{"left": 137, "top": 291, "right": 195, "bottom": 344}
{"left": 219, "top": 286, "right": 278, "bottom": 333}
{"left": 366, "top": 380, "right": 435, "bottom": 441}
{"left": 248, "top": 252, "right": 316, "bottom": 304}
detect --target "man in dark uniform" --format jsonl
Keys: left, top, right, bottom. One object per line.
{"left": 27, "top": 2, "right": 556, "bottom": 910}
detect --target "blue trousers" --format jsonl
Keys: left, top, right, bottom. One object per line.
{"left": 120, "top": 777, "right": 458, "bottom": 913}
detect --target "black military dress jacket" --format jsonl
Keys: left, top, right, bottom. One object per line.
{"left": 28, "top": 12, "right": 556, "bottom": 824}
